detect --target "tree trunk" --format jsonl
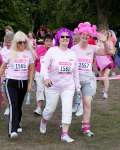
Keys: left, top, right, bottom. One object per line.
{"left": 96, "top": 0, "right": 109, "bottom": 30}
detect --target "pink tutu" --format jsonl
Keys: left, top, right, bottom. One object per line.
{"left": 96, "top": 55, "right": 115, "bottom": 71}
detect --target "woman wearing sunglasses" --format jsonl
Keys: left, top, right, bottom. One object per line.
{"left": 72, "top": 22, "right": 115, "bottom": 137}
{"left": 0, "top": 31, "right": 35, "bottom": 138}
{"left": 40, "top": 28, "right": 80, "bottom": 143}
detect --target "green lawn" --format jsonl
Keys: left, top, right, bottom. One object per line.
{"left": 0, "top": 79, "right": 120, "bottom": 150}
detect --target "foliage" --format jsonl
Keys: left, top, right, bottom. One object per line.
{"left": 0, "top": 0, "right": 120, "bottom": 38}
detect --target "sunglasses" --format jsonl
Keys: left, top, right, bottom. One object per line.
{"left": 60, "top": 35, "right": 70, "bottom": 39}
{"left": 17, "top": 41, "right": 26, "bottom": 44}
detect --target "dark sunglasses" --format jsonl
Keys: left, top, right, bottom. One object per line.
{"left": 60, "top": 36, "right": 70, "bottom": 39}
{"left": 17, "top": 41, "right": 26, "bottom": 44}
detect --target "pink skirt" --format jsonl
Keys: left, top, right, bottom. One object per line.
{"left": 96, "top": 55, "right": 115, "bottom": 71}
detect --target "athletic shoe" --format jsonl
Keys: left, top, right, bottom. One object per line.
{"left": 4, "top": 107, "right": 9, "bottom": 116}
{"left": 61, "top": 134, "right": 74, "bottom": 143}
{"left": 40, "top": 119, "right": 47, "bottom": 134}
{"left": 10, "top": 132, "right": 18, "bottom": 139}
{"left": 34, "top": 107, "right": 42, "bottom": 115}
{"left": 17, "top": 127, "right": 22, "bottom": 133}
{"left": 103, "top": 92, "right": 108, "bottom": 99}
{"left": 75, "top": 103, "right": 83, "bottom": 117}
{"left": 83, "top": 130, "right": 94, "bottom": 137}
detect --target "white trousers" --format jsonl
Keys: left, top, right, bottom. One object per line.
{"left": 35, "top": 72, "right": 45, "bottom": 101}
{"left": 42, "top": 88, "right": 75, "bottom": 124}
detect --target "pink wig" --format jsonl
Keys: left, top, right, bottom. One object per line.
{"left": 74, "top": 22, "right": 98, "bottom": 37}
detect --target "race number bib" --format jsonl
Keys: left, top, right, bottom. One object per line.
{"left": 13, "top": 63, "right": 27, "bottom": 71}
{"left": 58, "top": 62, "right": 72, "bottom": 73}
{"left": 78, "top": 57, "right": 92, "bottom": 71}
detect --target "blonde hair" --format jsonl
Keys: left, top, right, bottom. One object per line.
{"left": 10, "top": 31, "right": 35, "bottom": 59}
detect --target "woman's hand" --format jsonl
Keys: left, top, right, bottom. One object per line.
{"left": 44, "top": 79, "right": 53, "bottom": 88}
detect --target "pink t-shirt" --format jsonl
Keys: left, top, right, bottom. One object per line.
{"left": 71, "top": 44, "right": 97, "bottom": 75}
{"left": 4, "top": 50, "right": 34, "bottom": 80}
{"left": 35, "top": 45, "right": 47, "bottom": 72}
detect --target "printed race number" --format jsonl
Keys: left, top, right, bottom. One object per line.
{"left": 14, "top": 63, "right": 27, "bottom": 71}
{"left": 78, "top": 62, "right": 91, "bottom": 71}
{"left": 59, "top": 65, "right": 72, "bottom": 73}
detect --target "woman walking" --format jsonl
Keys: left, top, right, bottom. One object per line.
{"left": 0, "top": 31, "right": 35, "bottom": 138}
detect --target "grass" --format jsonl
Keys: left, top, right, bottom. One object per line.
{"left": 0, "top": 79, "right": 120, "bottom": 150}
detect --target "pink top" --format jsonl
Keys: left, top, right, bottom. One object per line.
{"left": 95, "top": 40, "right": 115, "bottom": 71}
{"left": 4, "top": 50, "right": 34, "bottom": 80}
{"left": 35, "top": 45, "right": 47, "bottom": 72}
{"left": 71, "top": 44, "right": 97, "bottom": 78}
{"left": 42, "top": 46, "right": 80, "bottom": 90}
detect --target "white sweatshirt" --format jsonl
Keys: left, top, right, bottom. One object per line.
{"left": 42, "top": 46, "right": 80, "bottom": 90}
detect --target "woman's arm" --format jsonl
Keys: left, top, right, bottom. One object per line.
{"left": 73, "top": 55, "right": 81, "bottom": 92}
{"left": 0, "top": 63, "right": 7, "bottom": 76}
{"left": 95, "top": 33, "right": 116, "bottom": 55}
{"left": 28, "top": 63, "right": 35, "bottom": 91}
{"left": 96, "top": 41, "right": 116, "bottom": 55}
{"left": 42, "top": 48, "right": 53, "bottom": 87}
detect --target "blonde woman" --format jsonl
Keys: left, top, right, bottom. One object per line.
{"left": 96, "top": 30, "right": 116, "bottom": 99}
{"left": 0, "top": 31, "right": 35, "bottom": 138}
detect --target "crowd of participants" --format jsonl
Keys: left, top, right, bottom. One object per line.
{"left": 0, "top": 23, "right": 119, "bottom": 143}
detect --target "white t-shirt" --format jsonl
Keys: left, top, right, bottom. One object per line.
{"left": 4, "top": 50, "right": 34, "bottom": 80}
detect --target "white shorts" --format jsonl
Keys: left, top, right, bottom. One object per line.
{"left": 35, "top": 72, "right": 45, "bottom": 101}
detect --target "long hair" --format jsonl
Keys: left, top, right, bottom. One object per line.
{"left": 10, "top": 31, "right": 35, "bottom": 59}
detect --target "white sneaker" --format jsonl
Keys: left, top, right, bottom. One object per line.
{"left": 40, "top": 119, "right": 47, "bottom": 134}
{"left": 103, "top": 92, "right": 108, "bottom": 99}
{"left": 75, "top": 104, "right": 83, "bottom": 117}
{"left": 10, "top": 132, "right": 18, "bottom": 139}
{"left": 17, "top": 127, "right": 22, "bottom": 133}
{"left": 4, "top": 107, "right": 9, "bottom": 116}
{"left": 72, "top": 104, "right": 79, "bottom": 113}
{"left": 34, "top": 107, "right": 42, "bottom": 115}
{"left": 61, "top": 134, "right": 74, "bottom": 143}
